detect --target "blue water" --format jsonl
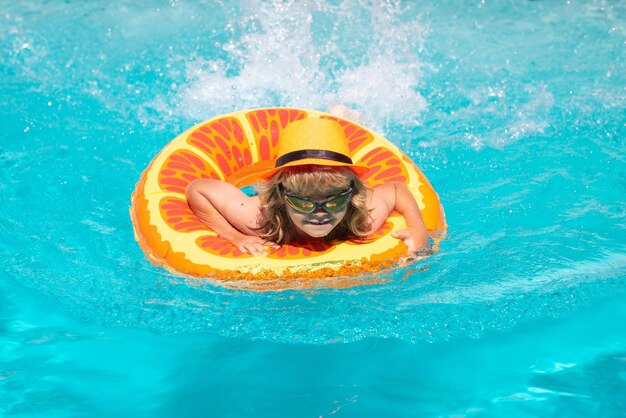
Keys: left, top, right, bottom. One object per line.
{"left": 1, "top": 0, "right": 625, "bottom": 416}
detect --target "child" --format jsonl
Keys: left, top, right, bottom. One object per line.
{"left": 185, "top": 118, "right": 429, "bottom": 256}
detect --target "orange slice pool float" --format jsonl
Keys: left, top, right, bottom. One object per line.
{"left": 130, "top": 108, "right": 446, "bottom": 290}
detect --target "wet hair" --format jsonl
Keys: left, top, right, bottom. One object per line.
{"left": 255, "top": 165, "right": 371, "bottom": 244}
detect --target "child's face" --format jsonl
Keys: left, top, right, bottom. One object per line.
{"left": 283, "top": 186, "right": 351, "bottom": 239}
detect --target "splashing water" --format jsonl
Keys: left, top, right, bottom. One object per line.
{"left": 173, "top": 1, "right": 429, "bottom": 129}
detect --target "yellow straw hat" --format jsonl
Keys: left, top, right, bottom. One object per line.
{"left": 261, "top": 118, "right": 369, "bottom": 179}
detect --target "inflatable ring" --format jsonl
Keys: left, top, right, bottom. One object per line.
{"left": 130, "top": 108, "right": 446, "bottom": 290}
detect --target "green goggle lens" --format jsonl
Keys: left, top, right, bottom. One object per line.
{"left": 282, "top": 186, "right": 353, "bottom": 214}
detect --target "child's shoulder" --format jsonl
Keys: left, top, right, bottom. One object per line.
{"left": 369, "top": 183, "right": 395, "bottom": 203}
{"left": 366, "top": 185, "right": 395, "bottom": 231}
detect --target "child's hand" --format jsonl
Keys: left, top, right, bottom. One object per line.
{"left": 231, "top": 234, "right": 279, "bottom": 256}
{"left": 391, "top": 227, "right": 430, "bottom": 254}
{"left": 328, "top": 104, "right": 364, "bottom": 123}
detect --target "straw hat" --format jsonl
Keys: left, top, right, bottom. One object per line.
{"left": 261, "top": 118, "right": 369, "bottom": 179}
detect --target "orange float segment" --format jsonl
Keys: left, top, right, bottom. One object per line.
{"left": 159, "top": 196, "right": 208, "bottom": 233}
{"left": 267, "top": 240, "right": 335, "bottom": 260}
{"left": 130, "top": 107, "right": 446, "bottom": 290}
{"left": 196, "top": 235, "right": 252, "bottom": 259}
{"left": 158, "top": 149, "right": 221, "bottom": 194}
{"left": 186, "top": 117, "right": 253, "bottom": 179}
{"left": 245, "top": 108, "right": 308, "bottom": 161}
{"left": 357, "top": 146, "right": 410, "bottom": 187}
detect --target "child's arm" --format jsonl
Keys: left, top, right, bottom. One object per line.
{"left": 369, "top": 183, "right": 429, "bottom": 253}
{"left": 185, "top": 179, "right": 274, "bottom": 256}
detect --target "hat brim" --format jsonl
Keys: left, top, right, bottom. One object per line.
{"left": 260, "top": 159, "right": 370, "bottom": 180}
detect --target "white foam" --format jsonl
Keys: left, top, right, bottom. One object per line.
{"left": 400, "top": 251, "right": 626, "bottom": 306}
{"left": 174, "top": 0, "right": 429, "bottom": 129}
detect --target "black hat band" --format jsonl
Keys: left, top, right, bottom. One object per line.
{"left": 275, "top": 149, "right": 353, "bottom": 168}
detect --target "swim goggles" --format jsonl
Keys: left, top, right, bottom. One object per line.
{"left": 280, "top": 184, "right": 353, "bottom": 214}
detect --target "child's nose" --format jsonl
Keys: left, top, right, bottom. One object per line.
{"left": 311, "top": 206, "right": 327, "bottom": 215}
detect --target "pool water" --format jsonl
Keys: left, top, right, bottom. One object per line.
{"left": 1, "top": 0, "right": 625, "bottom": 416}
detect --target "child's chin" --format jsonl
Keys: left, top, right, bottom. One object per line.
{"left": 302, "top": 225, "right": 334, "bottom": 238}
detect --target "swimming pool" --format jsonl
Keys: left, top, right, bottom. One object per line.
{"left": 1, "top": 0, "right": 625, "bottom": 416}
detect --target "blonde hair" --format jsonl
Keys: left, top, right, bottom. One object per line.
{"left": 255, "top": 166, "right": 371, "bottom": 244}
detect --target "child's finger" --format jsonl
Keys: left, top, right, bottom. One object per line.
{"left": 238, "top": 243, "right": 261, "bottom": 256}
{"left": 391, "top": 229, "right": 416, "bottom": 252}
{"left": 257, "top": 243, "right": 269, "bottom": 256}
{"left": 391, "top": 229, "right": 409, "bottom": 239}
{"left": 248, "top": 243, "right": 267, "bottom": 256}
